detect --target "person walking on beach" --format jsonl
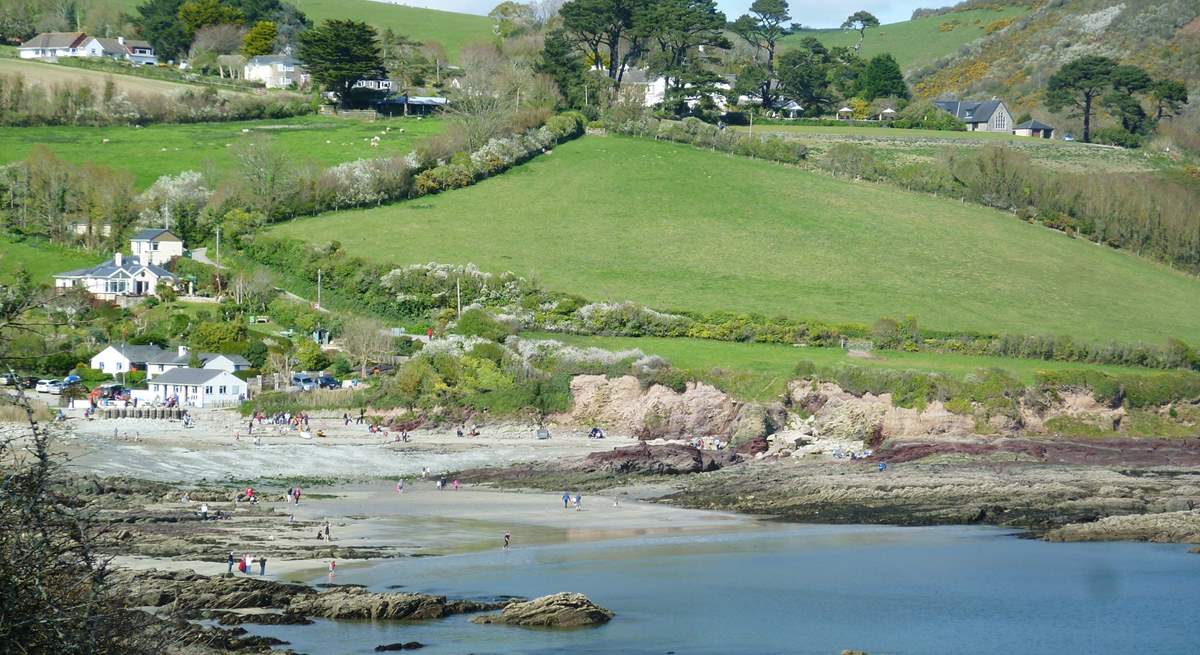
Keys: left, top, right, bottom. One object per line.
{"left": 452, "top": 479, "right": 460, "bottom": 491}
{"left": 328, "top": 560, "right": 336, "bottom": 579}
{"left": 562, "top": 490, "right": 570, "bottom": 509}
{"left": 357, "top": 409, "right": 365, "bottom": 425}
{"left": 343, "top": 412, "right": 350, "bottom": 426}
{"left": 259, "top": 557, "right": 267, "bottom": 576}
{"left": 294, "top": 487, "right": 301, "bottom": 505}
{"left": 396, "top": 479, "right": 405, "bottom": 494}
{"left": 574, "top": 493, "right": 582, "bottom": 511}
{"left": 503, "top": 531, "right": 511, "bottom": 550}
{"left": 227, "top": 552, "right": 235, "bottom": 573}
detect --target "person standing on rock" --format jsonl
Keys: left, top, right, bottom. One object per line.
{"left": 324, "top": 521, "right": 331, "bottom": 540}
{"left": 259, "top": 557, "right": 267, "bottom": 576}
{"left": 227, "top": 552, "right": 235, "bottom": 573}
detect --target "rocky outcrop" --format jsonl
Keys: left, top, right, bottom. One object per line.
{"left": 558, "top": 375, "right": 751, "bottom": 440}
{"left": 111, "top": 568, "right": 313, "bottom": 610}
{"left": 471, "top": 593, "right": 613, "bottom": 627}
{"left": 1044, "top": 509, "right": 1200, "bottom": 544}
{"left": 375, "top": 643, "right": 424, "bottom": 651}
{"left": 578, "top": 443, "right": 736, "bottom": 475}
{"left": 286, "top": 586, "right": 504, "bottom": 620}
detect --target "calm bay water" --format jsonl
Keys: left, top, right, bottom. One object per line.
{"left": 249, "top": 525, "right": 1199, "bottom": 654}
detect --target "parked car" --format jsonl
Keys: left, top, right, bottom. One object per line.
{"left": 35, "top": 379, "right": 57, "bottom": 393}
{"left": 45, "top": 380, "right": 65, "bottom": 395}
{"left": 291, "top": 373, "right": 316, "bottom": 391}
{"left": 19, "top": 376, "right": 39, "bottom": 389}
{"left": 0, "top": 373, "right": 14, "bottom": 386}
{"left": 341, "top": 378, "right": 362, "bottom": 389}
{"left": 316, "top": 374, "right": 339, "bottom": 389}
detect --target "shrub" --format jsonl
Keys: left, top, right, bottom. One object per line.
{"left": 454, "top": 308, "right": 513, "bottom": 342}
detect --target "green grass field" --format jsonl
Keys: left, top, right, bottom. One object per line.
{"left": 737, "top": 124, "right": 1035, "bottom": 142}
{"left": 0, "top": 236, "right": 103, "bottom": 283}
{"left": 271, "top": 135, "right": 1200, "bottom": 345}
{"left": 0, "top": 57, "right": 213, "bottom": 95}
{"left": 526, "top": 332, "right": 1161, "bottom": 401}
{"left": 108, "top": 0, "right": 492, "bottom": 60}
{"left": 0, "top": 114, "right": 444, "bottom": 188}
{"left": 784, "top": 6, "right": 1030, "bottom": 71}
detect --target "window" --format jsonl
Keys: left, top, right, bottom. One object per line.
{"left": 106, "top": 279, "right": 128, "bottom": 294}
{"left": 151, "top": 242, "right": 159, "bottom": 251}
{"left": 204, "top": 386, "right": 213, "bottom": 394}
{"left": 219, "top": 386, "right": 227, "bottom": 394}
{"left": 172, "top": 385, "right": 179, "bottom": 393}
{"left": 995, "top": 112, "right": 1007, "bottom": 131}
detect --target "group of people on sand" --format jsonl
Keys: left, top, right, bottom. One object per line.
{"left": 228, "top": 551, "right": 267, "bottom": 576}
{"left": 252, "top": 411, "right": 311, "bottom": 430}
{"left": 455, "top": 423, "right": 481, "bottom": 438}
{"left": 286, "top": 485, "right": 303, "bottom": 505}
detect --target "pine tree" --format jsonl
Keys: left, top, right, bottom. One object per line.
{"left": 242, "top": 20, "right": 277, "bottom": 57}
{"left": 297, "top": 19, "right": 386, "bottom": 107}
{"left": 860, "top": 53, "right": 907, "bottom": 100}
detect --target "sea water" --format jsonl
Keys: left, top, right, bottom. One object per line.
{"left": 246, "top": 525, "right": 1200, "bottom": 654}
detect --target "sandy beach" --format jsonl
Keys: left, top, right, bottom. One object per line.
{"left": 60, "top": 407, "right": 641, "bottom": 480}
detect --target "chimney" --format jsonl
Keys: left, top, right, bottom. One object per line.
{"left": 178, "top": 345, "right": 189, "bottom": 359}
{"left": 114, "top": 252, "right": 122, "bottom": 267}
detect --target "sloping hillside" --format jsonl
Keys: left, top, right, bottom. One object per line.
{"left": 911, "top": 0, "right": 1200, "bottom": 107}
{"left": 109, "top": 0, "right": 493, "bottom": 59}
{"left": 783, "top": 5, "right": 1031, "bottom": 72}
{"left": 271, "top": 135, "right": 1200, "bottom": 345}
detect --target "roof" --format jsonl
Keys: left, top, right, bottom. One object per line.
{"left": 105, "top": 344, "right": 169, "bottom": 363}
{"left": 150, "top": 368, "right": 228, "bottom": 385}
{"left": 54, "top": 254, "right": 175, "bottom": 280}
{"left": 146, "top": 351, "right": 250, "bottom": 366}
{"left": 130, "top": 228, "right": 180, "bottom": 242}
{"left": 934, "top": 99, "right": 1005, "bottom": 123}
{"left": 124, "top": 39, "right": 152, "bottom": 50}
{"left": 1016, "top": 119, "right": 1054, "bottom": 130}
{"left": 247, "top": 55, "right": 301, "bottom": 66}
{"left": 19, "top": 32, "right": 86, "bottom": 49}
{"left": 88, "top": 37, "right": 125, "bottom": 54}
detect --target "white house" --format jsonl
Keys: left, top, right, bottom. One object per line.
{"left": 934, "top": 98, "right": 1013, "bottom": 133}
{"left": 147, "top": 368, "right": 248, "bottom": 407}
{"left": 79, "top": 36, "right": 157, "bottom": 65}
{"left": 244, "top": 55, "right": 308, "bottom": 89}
{"left": 352, "top": 78, "right": 395, "bottom": 92}
{"left": 130, "top": 228, "right": 184, "bottom": 266}
{"left": 20, "top": 32, "right": 154, "bottom": 64}
{"left": 627, "top": 68, "right": 733, "bottom": 111}
{"left": 18, "top": 31, "right": 87, "bottom": 59}
{"left": 145, "top": 346, "right": 251, "bottom": 379}
{"left": 90, "top": 344, "right": 170, "bottom": 376}
{"left": 54, "top": 252, "right": 176, "bottom": 301}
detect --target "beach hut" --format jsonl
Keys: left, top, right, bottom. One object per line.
{"left": 837, "top": 106, "right": 854, "bottom": 120}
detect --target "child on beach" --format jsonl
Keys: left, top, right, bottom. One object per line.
{"left": 328, "top": 561, "right": 336, "bottom": 579}
{"left": 503, "top": 532, "right": 511, "bottom": 550}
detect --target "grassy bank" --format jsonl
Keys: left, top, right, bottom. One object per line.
{"left": 271, "top": 135, "right": 1200, "bottom": 345}
{"left": 0, "top": 58, "right": 216, "bottom": 95}
{"left": 525, "top": 332, "right": 1166, "bottom": 402}
{"left": 0, "top": 236, "right": 103, "bottom": 282}
{"left": 0, "top": 115, "right": 443, "bottom": 189}
{"left": 784, "top": 6, "right": 1030, "bottom": 71}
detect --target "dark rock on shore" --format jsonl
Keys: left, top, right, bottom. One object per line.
{"left": 875, "top": 437, "right": 1200, "bottom": 467}
{"left": 287, "top": 586, "right": 506, "bottom": 620}
{"left": 578, "top": 443, "right": 736, "bottom": 475}
{"left": 374, "top": 642, "right": 424, "bottom": 651}
{"left": 472, "top": 593, "right": 613, "bottom": 627}
{"left": 112, "top": 568, "right": 314, "bottom": 609}
{"left": 216, "top": 611, "right": 314, "bottom": 626}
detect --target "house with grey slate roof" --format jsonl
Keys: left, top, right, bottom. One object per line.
{"left": 934, "top": 98, "right": 1014, "bottom": 133}
{"left": 146, "top": 346, "right": 251, "bottom": 380}
{"left": 54, "top": 231, "right": 182, "bottom": 302}
{"left": 90, "top": 344, "right": 171, "bottom": 377}
{"left": 148, "top": 367, "right": 248, "bottom": 407}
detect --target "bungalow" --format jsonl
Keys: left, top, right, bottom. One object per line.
{"left": 1014, "top": 119, "right": 1055, "bottom": 139}
{"left": 147, "top": 368, "right": 248, "bottom": 407}
{"left": 54, "top": 252, "right": 176, "bottom": 301}
{"left": 934, "top": 98, "right": 1013, "bottom": 133}
{"left": 130, "top": 228, "right": 184, "bottom": 266}
{"left": 244, "top": 55, "right": 308, "bottom": 89}
{"left": 18, "top": 31, "right": 87, "bottom": 59}
{"left": 79, "top": 36, "right": 157, "bottom": 65}
{"left": 90, "top": 344, "right": 170, "bottom": 376}
{"left": 145, "top": 346, "right": 251, "bottom": 380}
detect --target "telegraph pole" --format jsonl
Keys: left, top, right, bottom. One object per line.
{"left": 317, "top": 268, "right": 322, "bottom": 309}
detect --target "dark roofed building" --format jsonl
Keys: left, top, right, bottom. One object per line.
{"left": 934, "top": 98, "right": 1013, "bottom": 133}
{"left": 1014, "top": 119, "right": 1055, "bottom": 139}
